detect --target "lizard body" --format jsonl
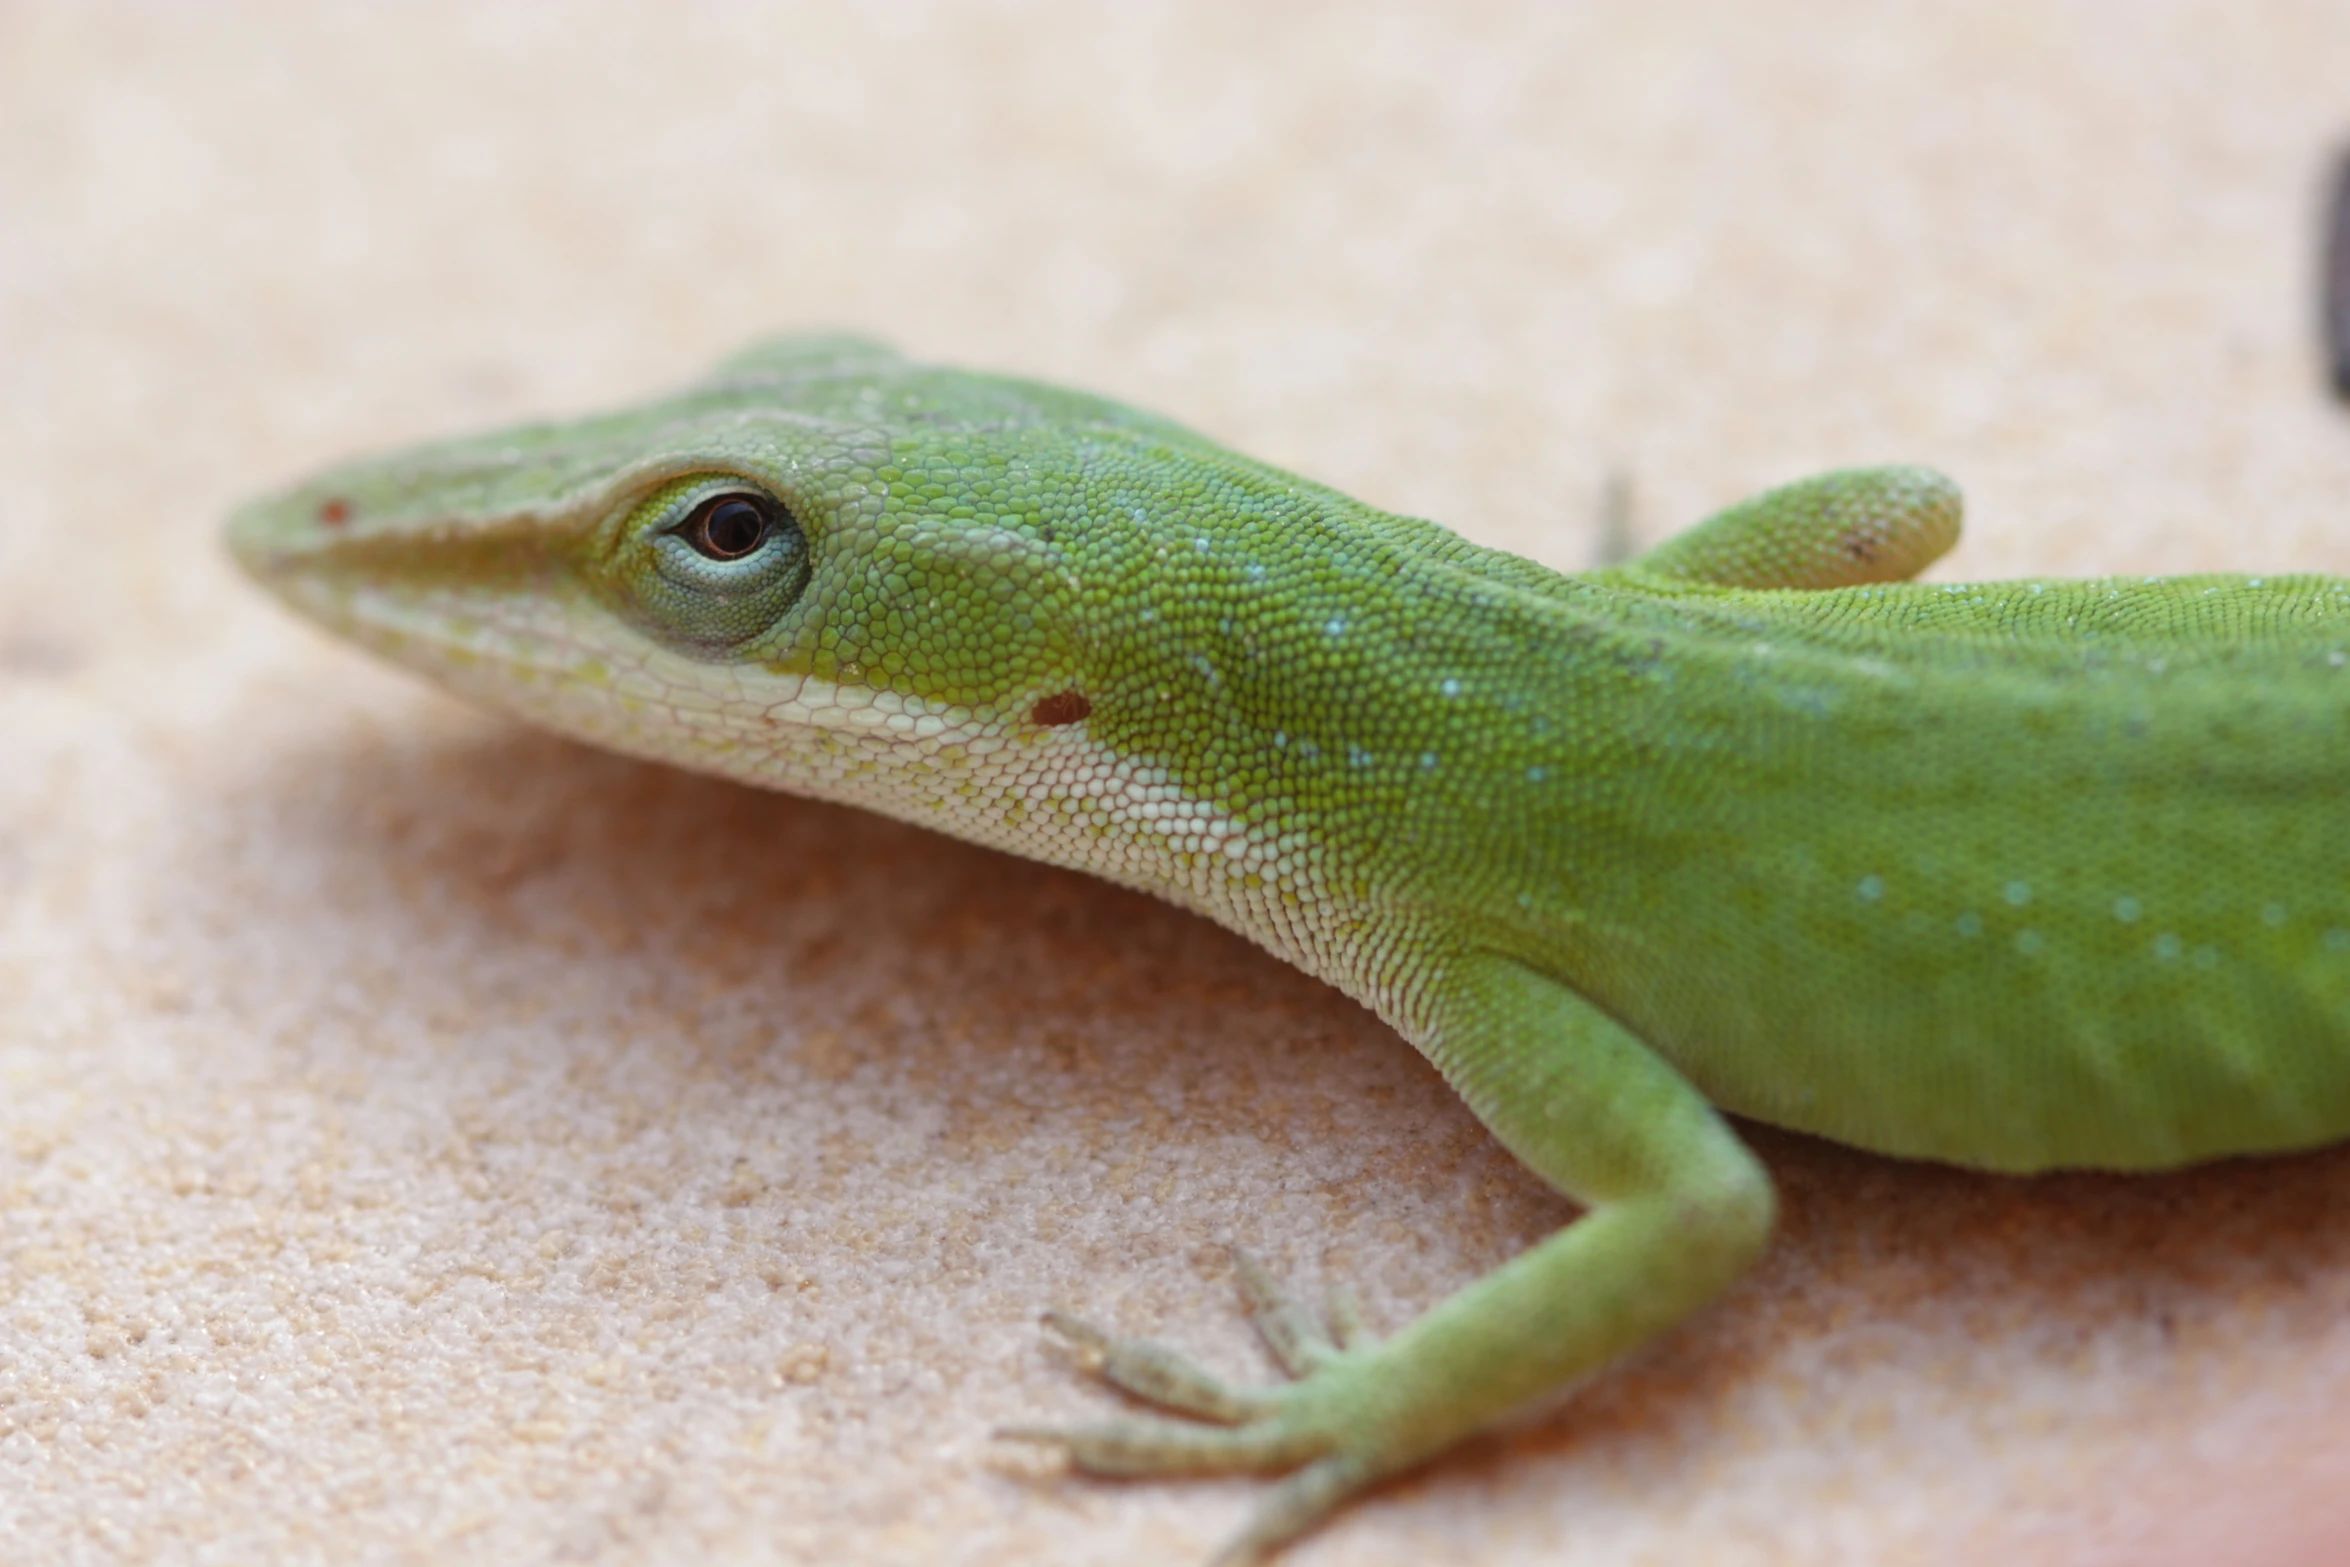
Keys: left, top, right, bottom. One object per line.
{"left": 228, "top": 336, "right": 2350, "bottom": 1560}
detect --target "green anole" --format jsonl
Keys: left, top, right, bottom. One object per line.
{"left": 228, "top": 336, "right": 2350, "bottom": 1562}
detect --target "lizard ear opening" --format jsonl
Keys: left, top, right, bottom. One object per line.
{"left": 611, "top": 476, "right": 815, "bottom": 655}
{"left": 1030, "top": 690, "right": 1091, "bottom": 727}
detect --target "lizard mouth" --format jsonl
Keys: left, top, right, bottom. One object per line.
{"left": 223, "top": 450, "right": 609, "bottom": 696}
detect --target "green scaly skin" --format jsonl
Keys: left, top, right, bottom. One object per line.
{"left": 228, "top": 335, "right": 2350, "bottom": 1561}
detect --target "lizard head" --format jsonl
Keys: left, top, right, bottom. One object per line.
{"left": 225, "top": 335, "right": 1225, "bottom": 796}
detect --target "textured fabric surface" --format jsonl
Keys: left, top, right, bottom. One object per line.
{"left": 8, "top": 5, "right": 2350, "bottom": 1564}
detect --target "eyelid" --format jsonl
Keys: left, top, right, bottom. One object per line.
{"left": 655, "top": 478, "right": 776, "bottom": 535}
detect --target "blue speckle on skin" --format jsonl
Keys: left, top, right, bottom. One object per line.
{"left": 1348, "top": 746, "right": 1374, "bottom": 769}
{"left": 1440, "top": 678, "right": 1463, "bottom": 698}
{"left": 1527, "top": 766, "right": 1548, "bottom": 783}
{"left": 2114, "top": 897, "right": 2142, "bottom": 924}
{"left": 1955, "top": 912, "right": 1982, "bottom": 937}
{"left": 1420, "top": 752, "right": 1438, "bottom": 770}
{"left": 2154, "top": 933, "right": 2183, "bottom": 961}
{"left": 1856, "top": 875, "right": 1885, "bottom": 903}
{"left": 1272, "top": 731, "right": 1288, "bottom": 750}
{"left": 1325, "top": 617, "right": 1347, "bottom": 637}
{"left": 2003, "top": 881, "right": 2032, "bottom": 907}
{"left": 1194, "top": 537, "right": 1212, "bottom": 552}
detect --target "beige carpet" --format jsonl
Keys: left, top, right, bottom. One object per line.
{"left": 10, "top": 4, "right": 2350, "bottom": 1563}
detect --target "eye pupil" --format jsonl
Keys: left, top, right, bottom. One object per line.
{"left": 685, "top": 495, "right": 774, "bottom": 561}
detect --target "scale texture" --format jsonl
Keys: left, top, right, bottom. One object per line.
{"left": 228, "top": 337, "right": 2350, "bottom": 1561}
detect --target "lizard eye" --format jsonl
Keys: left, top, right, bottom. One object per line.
{"left": 682, "top": 494, "right": 777, "bottom": 561}
{"left": 624, "top": 477, "right": 814, "bottom": 654}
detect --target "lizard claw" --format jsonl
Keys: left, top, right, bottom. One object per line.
{"left": 1000, "top": 1251, "right": 1395, "bottom": 1561}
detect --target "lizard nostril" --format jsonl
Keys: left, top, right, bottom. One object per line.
{"left": 317, "top": 497, "right": 352, "bottom": 527}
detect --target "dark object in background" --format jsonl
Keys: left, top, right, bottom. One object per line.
{"left": 2326, "top": 146, "right": 2350, "bottom": 399}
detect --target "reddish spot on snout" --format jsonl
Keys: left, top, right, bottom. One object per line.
{"left": 1030, "top": 690, "right": 1092, "bottom": 727}
{"left": 317, "top": 497, "right": 353, "bottom": 527}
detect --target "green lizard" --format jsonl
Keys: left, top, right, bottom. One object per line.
{"left": 227, "top": 335, "right": 2350, "bottom": 1562}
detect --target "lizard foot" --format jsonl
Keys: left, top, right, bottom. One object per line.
{"left": 999, "top": 1250, "right": 1400, "bottom": 1565}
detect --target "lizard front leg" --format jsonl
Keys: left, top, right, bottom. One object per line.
{"left": 1003, "top": 950, "right": 1776, "bottom": 1563}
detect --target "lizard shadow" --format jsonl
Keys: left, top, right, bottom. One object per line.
{"left": 221, "top": 713, "right": 1543, "bottom": 1244}
{"left": 221, "top": 714, "right": 2350, "bottom": 1515}
{"left": 230, "top": 713, "right": 1325, "bottom": 1049}
{"left": 1536, "top": 1114, "right": 2350, "bottom": 1487}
